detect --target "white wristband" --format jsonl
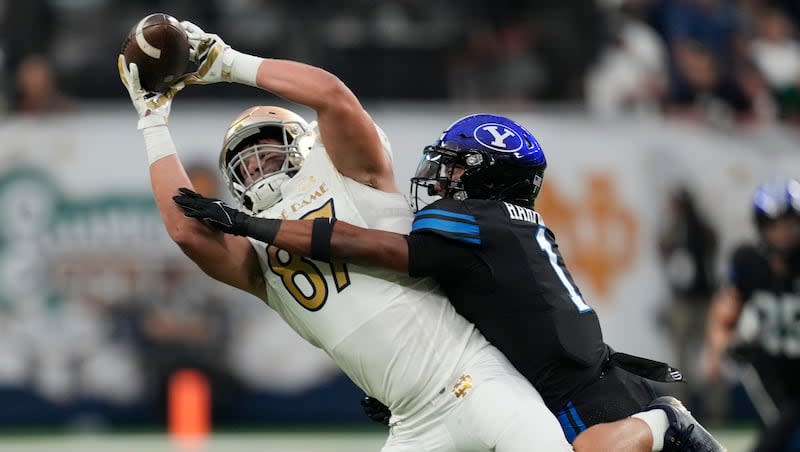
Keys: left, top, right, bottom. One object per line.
{"left": 226, "top": 49, "right": 263, "bottom": 87}
{"left": 137, "top": 113, "right": 167, "bottom": 130}
{"left": 141, "top": 125, "right": 178, "bottom": 165}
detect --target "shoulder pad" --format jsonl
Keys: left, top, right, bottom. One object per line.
{"left": 412, "top": 200, "right": 480, "bottom": 245}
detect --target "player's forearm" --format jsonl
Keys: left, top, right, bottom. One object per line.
{"left": 140, "top": 124, "right": 204, "bottom": 243}
{"left": 252, "top": 57, "right": 395, "bottom": 192}
{"left": 253, "top": 218, "right": 409, "bottom": 273}
{"left": 171, "top": 188, "right": 409, "bottom": 272}
{"left": 328, "top": 223, "right": 409, "bottom": 273}
{"left": 705, "top": 288, "right": 742, "bottom": 355}
{"left": 257, "top": 59, "right": 356, "bottom": 113}
{"left": 706, "top": 319, "right": 733, "bottom": 357}
{"left": 149, "top": 156, "right": 219, "bottom": 246}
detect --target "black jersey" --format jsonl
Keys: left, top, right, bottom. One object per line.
{"left": 406, "top": 198, "right": 608, "bottom": 412}
{"left": 729, "top": 244, "right": 800, "bottom": 399}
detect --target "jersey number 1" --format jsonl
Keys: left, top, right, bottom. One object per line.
{"left": 535, "top": 227, "right": 592, "bottom": 313}
{"left": 267, "top": 199, "right": 351, "bottom": 311}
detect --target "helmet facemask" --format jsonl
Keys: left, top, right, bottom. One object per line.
{"left": 410, "top": 145, "right": 544, "bottom": 212}
{"left": 225, "top": 128, "right": 306, "bottom": 212}
{"left": 410, "top": 146, "right": 472, "bottom": 212}
{"left": 220, "top": 107, "right": 316, "bottom": 214}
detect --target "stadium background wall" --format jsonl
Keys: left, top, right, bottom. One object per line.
{"left": 0, "top": 103, "right": 796, "bottom": 426}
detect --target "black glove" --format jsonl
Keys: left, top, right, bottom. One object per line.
{"left": 173, "top": 187, "right": 248, "bottom": 234}
{"left": 173, "top": 187, "right": 282, "bottom": 243}
{"left": 360, "top": 395, "right": 391, "bottom": 426}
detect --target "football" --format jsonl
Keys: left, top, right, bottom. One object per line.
{"left": 121, "top": 13, "right": 190, "bottom": 92}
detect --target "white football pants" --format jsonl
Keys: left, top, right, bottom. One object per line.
{"left": 381, "top": 345, "right": 572, "bottom": 452}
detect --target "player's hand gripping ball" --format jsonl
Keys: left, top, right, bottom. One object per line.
{"left": 177, "top": 20, "right": 234, "bottom": 86}
{"left": 121, "top": 13, "right": 190, "bottom": 92}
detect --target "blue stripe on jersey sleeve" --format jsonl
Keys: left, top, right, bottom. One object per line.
{"left": 567, "top": 402, "right": 587, "bottom": 433}
{"left": 410, "top": 232, "right": 481, "bottom": 245}
{"left": 412, "top": 218, "right": 480, "bottom": 235}
{"left": 556, "top": 409, "right": 577, "bottom": 443}
{"left": 454, "top": 236, "right": 481, "bottom": 245}
{"left": 415, "top": 209, "right": 477, "bottom": 223}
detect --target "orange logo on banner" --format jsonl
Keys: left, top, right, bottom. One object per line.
{"left": 536, "top": 174, "right": 637, "bottom": 299}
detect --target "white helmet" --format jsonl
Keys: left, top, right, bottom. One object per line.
{"left": 219, "top": 106, "right": 316, "bottom": 213}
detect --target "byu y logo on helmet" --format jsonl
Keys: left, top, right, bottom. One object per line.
{"left": 474, "top": 123, "right": 524, "bottom": 152}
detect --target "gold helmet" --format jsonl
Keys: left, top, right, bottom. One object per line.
{"left": 219, "top": 106, "right": 316, "bottom": 213}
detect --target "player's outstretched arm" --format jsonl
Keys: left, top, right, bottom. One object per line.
{"left": 257, "top": 59, "right": 396, "bottom": 192}
{"left": 173, "top": 188, "right": 410, "bottom": 273}
{"left": 179, "top": 21, "right": 396, "bottom": 193}
{"left": 119, "top": 56, "right": 265, "bottom": 300}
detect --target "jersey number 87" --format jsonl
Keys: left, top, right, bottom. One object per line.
{"left": 267, "top": 199, "right": 351, "bottom": 311}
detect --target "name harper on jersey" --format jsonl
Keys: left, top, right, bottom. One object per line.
{"left": 503, "top": 201, "right": 542, "bottom": 225}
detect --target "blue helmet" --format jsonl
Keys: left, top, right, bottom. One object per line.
{"left": 752, "top": 177, "right": 800, "bottom": 228}
{"left": 410, "top": 114, "right": 547, "bottom": 210}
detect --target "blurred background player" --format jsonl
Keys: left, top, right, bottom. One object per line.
{"left": 705, "top": 177, "right": 800, "bottom": 452}
{"left": 657, "top": 187, "right": 721, "bottom": 419}
{"left": 120, "top": 19, "right": 572, "bottom": 452}
{"left": 174, "top": 113, "right": 725, "bottom": 452}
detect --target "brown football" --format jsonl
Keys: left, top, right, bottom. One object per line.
{"left": 121, "top": 13, "right": 190, "bottom": 92}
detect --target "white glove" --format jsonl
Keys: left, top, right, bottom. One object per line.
{"left": 118, "top": 54, "right": 180, "bottom": 165}
{"left": 117, "top": 54, "right": 184, "bottom": 129}
{"left": 179, "top": 20, "right": 262, "bottom": 87}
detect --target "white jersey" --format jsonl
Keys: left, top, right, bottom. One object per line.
{"left": 250, "top": 143, "right": 489, "bottom": 418}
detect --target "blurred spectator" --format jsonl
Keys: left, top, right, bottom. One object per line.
{"left": 652, "top": 0, "right": 782, "bottom": 127}
{"left": 660, "top": 0, "right": 743, "bottom": 68}
{"left": 122, "top": 162, "right": 240, "bottom": 422}
{"left": 657, "top": 187, "right": 721, "bottom": 419}
{"left": 129, "top": 259, "right": 239, "bottom": 423}
{"left": 0, "top": 0, "right": 605, "bottom": 103}
{"left": 586, "top": 0, "right": 668, "bottom": 116}
{"left": 372, "top": 0, "right": 462, "bottom": 48}
{"left": 14, "top": 55, "right": 73, "bottom": 115}
{"left": 447, "top": 0, "right": 602, "bottom": 103}
{"left": 1, "top": 0, "right": 54, "bottom": 76}
{"left": 447, "top": 20, "right": 546, "bottom": 105}
{"left": 750, "top": 8, "right": 800, "bottom": 124}
{"left": 481, "top": 20, "right": 546, "bottom": 103}
{"left": 664, "top": 40, "right": 774, "bottom": 127}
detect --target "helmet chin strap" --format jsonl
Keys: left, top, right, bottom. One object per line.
{"left": 245, "top": 173, "right": 290, "bottom": 213}
{"left": 424, "top": 181, "right": 467, "bottom": 200}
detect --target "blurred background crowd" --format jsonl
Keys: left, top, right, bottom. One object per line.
{"left": 2, "top": 0, "right": 800, "bottom": 127}
{"left": 0, "top": 0, "right": 799, "bottom": 447}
